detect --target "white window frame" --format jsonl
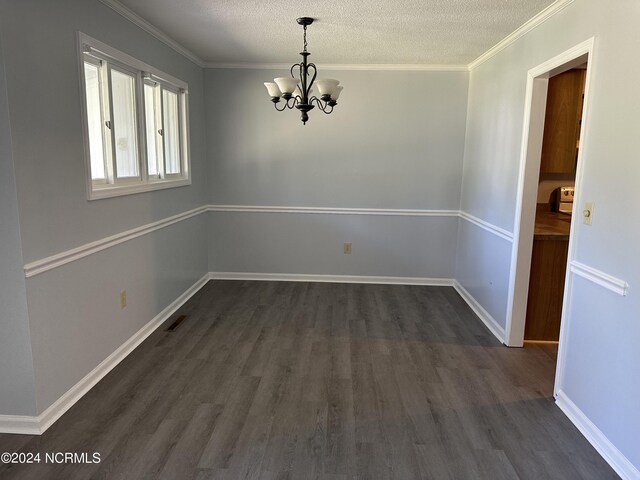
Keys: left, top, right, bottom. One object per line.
{"left": 77, "top": 32, "right": 191, "bottom": 200}
{"left": 143, "top": 78, "right": 186, "bottom": 182}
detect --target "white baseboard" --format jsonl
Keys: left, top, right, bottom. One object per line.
{"left": 452, "top": 280, "right": 506, "bottom": 343}
{"left": 211, "top": 273, "right": 508, "bottom": 344}
{"left": 209, "top": 271, "right": 454, "bottom": 286}
{"left": 5, "top": 271, "right": 635, "bottom": 480}
{"left": 0, "top": 273, "right": 210, "bottom": 435}
{"left": 0, "top": 415, "right": 42, "bottom": 435}
{"left": 0, "top": 273, "right": 507, "bottom": 435}
{"left": 555, "top": 390, "right": 640, "bottom": 480}
{"left": 210, "top": 273, "right": 507, "bottom": 344}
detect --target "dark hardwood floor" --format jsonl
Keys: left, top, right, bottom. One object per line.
{"left": 0, "top": 281, "right": 619, "bottom": 479}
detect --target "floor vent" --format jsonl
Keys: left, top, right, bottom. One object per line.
{"left": 166, "top": 315, "right": 187, "bottom": 332}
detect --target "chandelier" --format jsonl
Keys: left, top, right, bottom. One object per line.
{"left": 264, "top": 17, "right": 343, "bottom": 125}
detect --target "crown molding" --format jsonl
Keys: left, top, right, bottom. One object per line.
{"left": 204, "top": 63, "right": 469, "bottom": 72}
{"left": 99, "top": 0, "right": 573, "bottom": 73}
{"left": 97, "top": 0, "right": 205, "bottom": 67}
{"left": 468, "top": 0, "right": 575, "bottom": 71}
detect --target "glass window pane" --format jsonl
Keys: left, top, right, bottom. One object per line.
{"left": 162, "top": 89, "right": 181, "bottom": 175}
{"left": 110, "top": 69, "right": 139, "bottom": 178}
{"left": 83, "top": 62, "right": 105, "bottom": 180}
{"left": 144, "top": 84, "right": 158, "bottom": 177}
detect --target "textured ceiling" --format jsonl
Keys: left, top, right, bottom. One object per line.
{"left": 114, "top": 0, "right": 557, "bottom": 65}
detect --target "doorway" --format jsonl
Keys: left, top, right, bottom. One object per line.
{"left": 524, "top": 66, "right": 584, "bottom": 347}
{"left": 504, "top": 38, "right": 595, "bottom": 397}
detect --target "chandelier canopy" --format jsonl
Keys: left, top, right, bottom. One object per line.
{"left": 264, "top": 17, "right": 343, "bottom": 125}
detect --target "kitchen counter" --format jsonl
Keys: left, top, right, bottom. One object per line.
{"left": 534, "top": 209, "right": 571, "bottom": 240}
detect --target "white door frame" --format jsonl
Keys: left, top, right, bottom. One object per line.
{"left": 504, "top": 37, "right": 596, "bottom": 391}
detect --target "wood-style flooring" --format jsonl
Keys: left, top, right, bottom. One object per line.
{"left": 0, "top": 281, "right": 619, "bottom": 479}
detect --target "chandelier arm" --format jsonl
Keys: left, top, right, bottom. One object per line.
{"left": 305, "top": 63, "right": 318, "bottom": 99}
{"left": 309, "top": 96, "right": 323, "bottom": 110}
{"left": 274, "top": 97, "right": 299, "bottom": 111}
{"left": 291, "top": 62, "right": 305, "bottom": 102}
{"left": 274, "top": 101, "right": 288, "bottom": 112}
{"left": 290, "top": 63, "right": 300, "bottom": 80}
{"left": 300, "top": 59, "right": 309, "bottom": 103}
{"left": 309, "top": 97, "right": 333, "bottom": 114}
{"left": 322, "top": 105, "right": 334, "bottom": 114}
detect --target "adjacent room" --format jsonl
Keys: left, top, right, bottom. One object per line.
{"left": 0, "top": 0, "right": 638, "bottom": 478}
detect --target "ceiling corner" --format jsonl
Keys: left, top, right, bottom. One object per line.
{"left": 97, "top": 0, "right": 206, "bottom": 67}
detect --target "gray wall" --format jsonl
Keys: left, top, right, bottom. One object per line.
{"left": 205, "top": 68, "right": 469, "bottom": 278}
{"left": 0, "top": 32, "right": 38, "bottom": 417}
{"left": 455, "top": 219, "right": 511, "bottom": 330}
{"left": 27, "top": 216, "right": 207, "bottom": 410}
{"left": 457, "top": 0, "right": 640, "bottom": 469}
{"left": 0, "top": 0, "right": 209, "bottom": 415}
{"left": 210, "top": 212, "right": 458, "bottom": 278}
{"left": 0, "top": 0, "right": 208, "bottom": 263}
{"left": 3, "top": 2, "right": 637, "bottom": 472}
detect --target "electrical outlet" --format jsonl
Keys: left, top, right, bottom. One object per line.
{"left": 583, "top": 202, "right": 593, "bottom": 226}
{"left": 120, "top": 290, "right": 127, "bottom": 309}
{"left": 343, "top": 242, "right": 352, "bottom": 254}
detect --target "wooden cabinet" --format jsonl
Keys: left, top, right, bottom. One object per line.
{"left": 539, "top": 69, "right": 586, "bottom": 174}
{"left": 524, "top": 238, "right": 569, "bottom": 341}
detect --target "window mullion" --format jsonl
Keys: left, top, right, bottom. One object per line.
{"left": 180, "top": 89, "right": 190, "bottom": 180}
{"left": 178, "top": 89, "right": 185, "bottom": 176}
{"left": 102, "top": 62, "right": 117, "bottom": 183}
{"left": 156, "top": 85, "right": 166, "bottom": 179}
{"left": 136, "top": 72, "right": 149, "bottom": 184}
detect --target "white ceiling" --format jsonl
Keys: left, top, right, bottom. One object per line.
{"left": 111, "top": 0, "right": 558, "bottom": 66}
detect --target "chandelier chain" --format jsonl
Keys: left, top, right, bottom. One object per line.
{"left": 303, "top": 25, "right": 308, "bottom": 53}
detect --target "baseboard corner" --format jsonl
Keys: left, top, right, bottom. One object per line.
{"left": 555, "top": 390, "right": 640, "bottom": 480}
{"left": 0, "top": 415, "right": 42, "bottom": 435}
{"left": 452, "top": 280, "right": 506, "bottom": 343}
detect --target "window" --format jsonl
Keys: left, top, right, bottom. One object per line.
{"left": 78, "top": 33, "right": 190, "bottom": 199}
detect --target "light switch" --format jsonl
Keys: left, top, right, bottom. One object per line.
{"left": 583, "top": 202, "right": 593, "bottom": 225}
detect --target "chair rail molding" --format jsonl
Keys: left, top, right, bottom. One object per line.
{"left": 208, "top": 204, "right": 459, "bottom": 217}
{"left": 458, "top": 211, "right": 514, "bottom": 242}
{"left": 570, "top": 261, "right": 629, "bottom": 296}
{"left": 23, "top": 206, "right": 207, "bottom": 278}
{"left": 23, "top": 205, "right": 520, "bottom": 278}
